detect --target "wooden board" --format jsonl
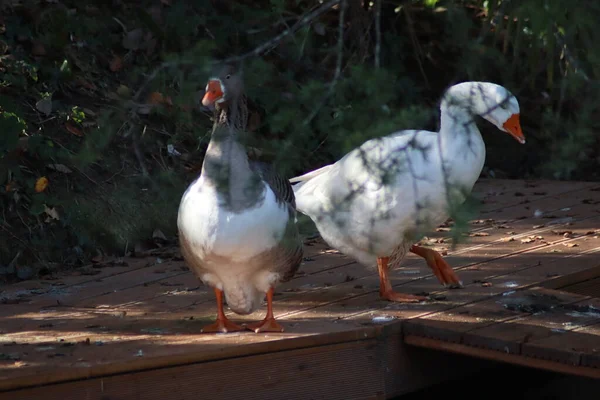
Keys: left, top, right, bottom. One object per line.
{"left": 1, "top": 178, "right": 600, "bottom": 398}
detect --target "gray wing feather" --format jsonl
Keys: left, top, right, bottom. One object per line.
{"left": 250, "top": 161, "right": 303, "bottom": 282}
{"left": 250, "top": 161, "right": 296, "bottom": 208}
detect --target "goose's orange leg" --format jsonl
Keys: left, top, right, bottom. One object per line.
{"left": 246, "top": 288, "right": 284, "bottom": 333}
{"left": 201, "top": 288, "right": 245, "bottom": 333}
{"left": 377, "top": 257, "right": 427, "bottom": 303}
{"left": 410, "top": 245, "right": 463, "bottom": 288}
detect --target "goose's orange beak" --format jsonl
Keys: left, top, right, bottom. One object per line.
{"left": 202, "top": 80, "right": 223, "bottom": 107}
{"left": 503, "top": 113, "right": 526, "bottom": 144}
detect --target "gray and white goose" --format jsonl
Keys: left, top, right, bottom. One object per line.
{"left": 177, "top": 64, "right": 303, "bottom": 333}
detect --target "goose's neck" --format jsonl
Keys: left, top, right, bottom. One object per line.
{"left": 437, "top": 102, "right": 486, "bottom": 188}
{"left": 201, "top": 97, "right": 263, "bottom": 211}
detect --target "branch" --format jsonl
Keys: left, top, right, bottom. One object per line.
{"left": 374, "top": 0, "right": 382, "bottom": 68}
{"left": 131, "top": 1, "right": 342, "bottom": 105}
{"left": 220, "top": 0, "right": 342, "bottom": 65}
{"left": 554, "top": 28, "right": 590, "bottom": 82}
{"left": 477, "top": 0, "right": 511, "bottom": 44}
{"left": 304, "top": 0, "right": 347, "bottom": 132}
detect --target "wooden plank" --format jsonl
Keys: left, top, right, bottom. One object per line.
{"left": 404, "top": 335, "right": 600, "bottom": 379}
{"left": 2, "top": 222, "right": 596, "bottom": 368}
{"left": 0, "top": 321, "right": 382, "bottom": 391}
{"left": 295, "top": 232, "right": 600, "bottom": 328}
{"left": 0, "top": 257, "right": 159, "bottom": 304}
{"left": 0, "top": 338, "right": 386, "bottom": 400}
{"left": 0, "top": 179, "right": 598, "bottom": 394}
{"left": 475, "top": 179, "right": 599, "bottom": 213}
{"left": 460, "top": 291, "right": 600, "bottom": 357}
{"left": 0, "top": 181, "right": 593, "bottom": 314}
{"left": 0, "top": 259, "right": 187, "bottom": 313}
{"left": 545, "top": 264, "right": 600, "bottom": 291}
{"left": 521, "top": 308, "right": 600, "bottom": 366}
{"left": 402, "top": 287, "right": 588, "bottom": 343}
{"left": 0, "top": 332, "right": 493, "bottom": 400}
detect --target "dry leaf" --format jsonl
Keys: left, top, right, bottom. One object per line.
{"left": 469, "top": 232, "right": 490, "bottom": 237}
{"left": 122, "top": 28, "right": 144, "bottom": 50}
{"left": 551, "top": 230, "right": 572, "bottom": 235}
{"left": 521, "top": 238, "right": 535, "bottom": 244}
{"left": 82, "top": 108, "right": 96, "bottom": 117}
{"left": 502, "top": 237, "right": 515, "bottom": 242}
{"left": 35, "top": 97, "right": 52, "bottom": 115}
{"left": 44, "top": 205, "right": 59, "bottom": 220}
{"left": 563, "top": 243, "right": 579, "bottom": 248}
{"left": 148, "top": 91, "right": 165, "bottom": 104}
{"left": 152, "top": 229, "right": 167, "bottom": 241}
{"left": 148, "top": 91, "right": 173, "bottom": 106}
{"left": 66, "top": 123, "right": 83, "bottom": 137}
{"left": 91, "top": 250, "right": 104, "bottom": 263}
{"left": 75, "top": 77, "right": 97, "bottom": 90}
{"left": 35, "top": 177, "right": 49, "bottom": 193}
{"left": 47, "top": 164, "right": 72, "bottom": 173}
{"left": 472, "top": 219, "right": 494, "bottom": 225}
{"left": 109, "top": 56, "right": 123, "bottom": 72}
{"left": 137, "top": 105, "right": 152, "bottom": 115}
{"left": 116, "top": 84, "right": 131, "bottom": 98}
{"left": 494, "top": 224, "right": 511, "bottom": 229}
{"left": 435, "top": 227, "right": 451, "bottom": 232}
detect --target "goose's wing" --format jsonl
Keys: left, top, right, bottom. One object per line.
{"left": 251, "top": 161, "right": 297, "bottom": 208}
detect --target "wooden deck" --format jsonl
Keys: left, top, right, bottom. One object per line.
{"left": 1, "top": 178, "right": 600, "bottom": 399}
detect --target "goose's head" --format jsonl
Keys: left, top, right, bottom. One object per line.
{"left": 445, "top": 82, "right": 526, "bottom": 144}
{"left": 201, "top": 64, "right": 243, "bottom": 109}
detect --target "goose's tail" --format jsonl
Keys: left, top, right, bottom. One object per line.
{"left": 289, "top": 164, "right": 333, "bottom": 188}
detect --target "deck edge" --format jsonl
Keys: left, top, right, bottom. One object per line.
{"left": 403, "top": 334, "right": 600, "bottom": 379}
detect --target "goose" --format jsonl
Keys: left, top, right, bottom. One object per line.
{"left": 177, "top": 64, "right": 303, "bottom": 332}
{"left": 290, "top": 81, "right": 525, "bottom": 302}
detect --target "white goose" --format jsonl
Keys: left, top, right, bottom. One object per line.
{"left": 177, "top": 64, "right": 303, "bottom": 333}
{"left": 290, "top": 82, "right": 525, "bottom": 302}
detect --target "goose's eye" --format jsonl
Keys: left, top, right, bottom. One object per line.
{"left": 225, "top": 74, "right": 231, "bottom": 80}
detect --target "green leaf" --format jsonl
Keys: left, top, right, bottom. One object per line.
{"left": 0, "top": 112, "right": 26, "bottom": 152}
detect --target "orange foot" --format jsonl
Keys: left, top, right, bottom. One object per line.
{"left": 201, "top": 317, "right": 245, "bottom": 333}
{"left": 246, "top": 317, "right": 284, "bottom": 333}
{"left": 377, "top": 257, "right": 428, "bottom": 303}
{"left": 410, "top": 245, "right": 463, "bottom": 288}
{"left": 381, "top": 290, "right": 427, "bottom": 303}
{"left": 245, "top": 287, "right": 284, "bottom": 333}
{"left": 201, "top": 287, "right": 246, "bottom": 333}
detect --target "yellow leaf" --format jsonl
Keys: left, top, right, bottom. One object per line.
{"left": 35, "top": 177, "right": 49, "bottom": 193}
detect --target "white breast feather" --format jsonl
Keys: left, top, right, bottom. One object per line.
{"left": 178, "top": 176, "right": 289, "bottom": 262}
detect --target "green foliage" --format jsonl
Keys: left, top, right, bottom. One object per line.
{"left": 0, "top": 111, "right": 26, "bottom": 152}
{"left": 1, "top": 0, "right": 599, "bottom": 274}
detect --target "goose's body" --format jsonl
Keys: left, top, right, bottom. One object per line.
{"left": 291, "top": 82, "right": 525, "bottom": 302}
{"left": 177, "top": 65, "right": 302, "bottom": 332}
{"left": 178, "top": 166, "right": 299, "bottom": 315}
